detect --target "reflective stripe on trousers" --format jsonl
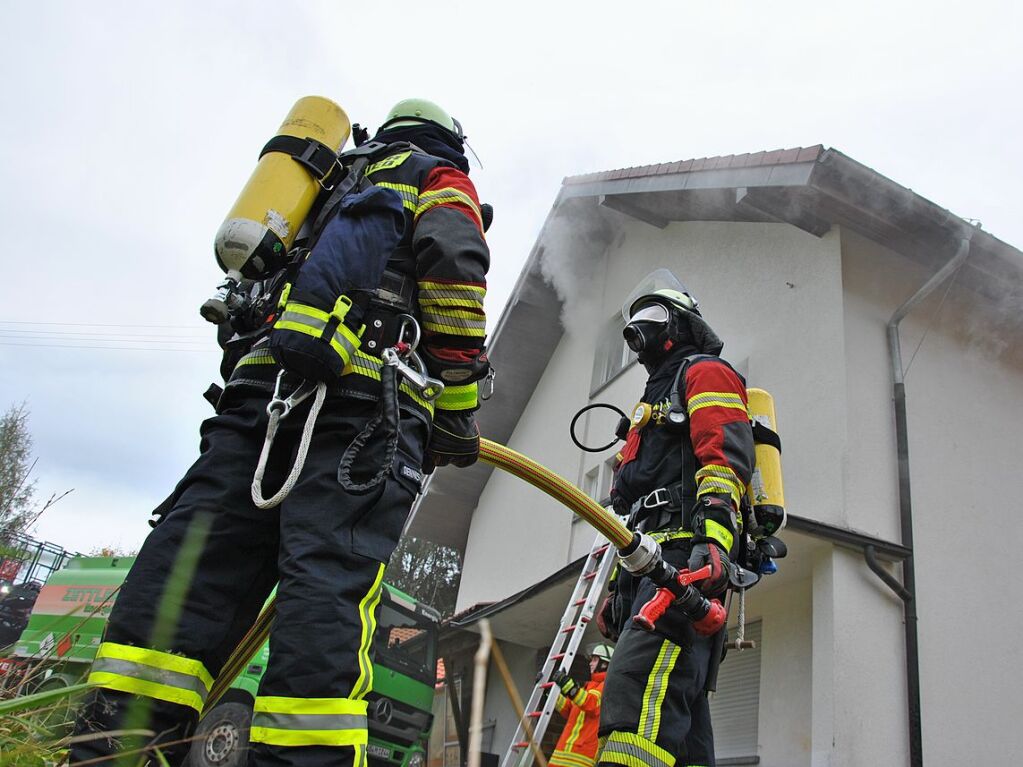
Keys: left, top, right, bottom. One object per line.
{"left": 638, "top": 640, "right": 682, "bottom": 742}
{"left": 86, "top": 641, "right": 213, "bottom": 712}
{"left": 598, "top": 731, "right": 676, "bottom": 767}
{"left": 249, "top": 695, "right": 369, "bottom": 747}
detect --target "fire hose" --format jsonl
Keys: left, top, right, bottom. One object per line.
{"left": 204, "top": 438, "right": 724, "bottom": 713}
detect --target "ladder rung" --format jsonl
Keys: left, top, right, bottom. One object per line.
{"left": 573, "top": 598, "right": 586, "bottom": 606}
{"left": 583, "top": 572, "right": 597, "bottom": 580}
{"left": 580, "top": 616, "right": 590, "bottom": 624}
{"left": 552, "top": 653, "right": 565, "bottom": 660}
{"left": 513, "top": 742, "right": 528, "bottom": 749}
{"left": 541, "top": 682, "right": 555, "bottom": 689}
{"left": 595, "top": 544, "right": 610, "bottom": 554}
{"left": 561, "top": 625, "right": 577, "bottom": 633}
{"left": 528, "top": 711, "right": 542, "bottom": 718}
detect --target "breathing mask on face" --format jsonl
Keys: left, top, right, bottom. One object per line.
{"left": 623, "top": 302, "right": 672, "bottom": 355}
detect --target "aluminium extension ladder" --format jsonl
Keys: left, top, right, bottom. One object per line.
{"left": 500, "top": 528, "right": 619, "bottom": 767}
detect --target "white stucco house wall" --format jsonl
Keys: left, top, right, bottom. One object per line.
{"left": 410, "top": 146, "right": 1023, "bottom": 767}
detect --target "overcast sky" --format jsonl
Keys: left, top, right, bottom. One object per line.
{"left": 1, "top": 0, "right": 1020, "bottom": 555}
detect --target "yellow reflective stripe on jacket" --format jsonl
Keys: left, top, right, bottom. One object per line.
{"left": 435, "top": 382, "right": 478, "bottom": 411}
{"left": 550, "top": 750, "right": 595, "bottom": 767}
{"left": 249, "top": 695, "right": 369, "bottom": 747}
{"left": 649, "top": 529, "right": 693, "bottom": 544}
{"left": 351, "top": 563, "right": 386, "bottom": 700}
{"left": 365, "top": 151, "right": 412, "bottom": 176}
{"left": 418, "top": 281, "right": 487, "bottom": 305}
{"left": 600, "top": 731, "right": 676, "bottom": 767}
{"left": 686, "top": 391, "right": 748, "bottom": 415}
{"left": 419, "top": 308, "right": 487, "bottom": 337}
{"left": 695, "top": 465, "right": 745, "bottom": 508}
{"left": 87, "top": 642, "right": 212, "bottom": 713}
{"left": 415, "top": 187, "right": 482, "bottom": 227}
{"left": 236, "top": 350, "right": 276, "bottom": 368}
{"left": 637, "top": 640, "right": 681, "bottom": 742}
{"left": 702, "top": 519, "right": 734, "bottom": 552}
{"left": 417, "top": 280, "right": 486, "bottom": 337}
{"left": 563, "top": 700, "right": 589, "bottom": 752}
{"left": 373, "top": 181, "right": 419, "bottom": 213}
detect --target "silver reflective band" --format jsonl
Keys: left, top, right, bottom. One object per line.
{"left": 90, "top": 657, "right": 210, "bottom": 701}
{"left": 629, "top": 304, "right": 670, "bottom": 324}
{"left": 251, "top": 711, "right": 368, "bottom": 732}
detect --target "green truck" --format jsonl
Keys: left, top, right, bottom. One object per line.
{"left": 5, "top": 556, "right": 438, "bottom": 767}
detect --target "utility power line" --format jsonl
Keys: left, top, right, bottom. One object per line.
{"left": 0, "top": 341, "right": 218, "bottom": 353}
{"left": 0, "top": 320, "right": 209, "bottom": 330}
{"left": 0, "top": 319, "right": 218, "bottom": 353}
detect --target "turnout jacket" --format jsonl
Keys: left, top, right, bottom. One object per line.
{"left": 231, "top": 141, "right": 489, "bottom": 421}
{"left": 610, "top": 346, "right": 755, "bottom": 552}
{"left": 552, "top": 671, "right": 607, "bottom": 767}
{"left": 363, "top": 146, "right": 490, "bottom": 416}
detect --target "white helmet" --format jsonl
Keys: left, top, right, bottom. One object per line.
{"left": 588, "top": 643, "right": 614, "bottom": 665}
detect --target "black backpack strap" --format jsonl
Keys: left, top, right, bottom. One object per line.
{"left": 310, "top": 141, "right": 422, "bottom": 238}
{"left": 751, "top": 420, "right": 781, "bottom": 452}
{"left": 260, "top": 135, "right": 341, "bottom": 184}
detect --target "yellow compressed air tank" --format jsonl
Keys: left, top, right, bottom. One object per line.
{"left": 746, "top": 387, "right": 786, "bottom": 536}
{"left": 214, "top": 96, "right": 351, "bottom": 280}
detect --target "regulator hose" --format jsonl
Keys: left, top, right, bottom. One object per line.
{"left": 569, "top": 403, "right": 628, "bottom": 453}
{"left": 205, "top": 437, "right": 635, "bottom": 713}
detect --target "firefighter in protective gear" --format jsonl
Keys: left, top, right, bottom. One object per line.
{"left": 69, "top": 98, "right": 490, "bottom": 767}
{"left": 550, "top": 644, "right": 615, "bottom": 767}
{"left": 596, "top": 270, "right": 754, "bottom": 767}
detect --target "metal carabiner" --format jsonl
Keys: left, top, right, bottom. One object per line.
{"left": 381, "top": 348, "right": 445, "bottom": 402}
{"left": 480, "top": 367, "right": 497, "bottom": 401}
{"left": 395, "top": 314, "right": 421, "bottom": 356}
{"left": 266, "top": 370, "right": 318, "bottom": 420}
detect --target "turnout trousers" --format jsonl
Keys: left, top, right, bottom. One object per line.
{"left": 597, "top": 539, "right": 717, "bottom": 767}
{"left": 70, "top": 378, "right": 429, "bottom": 767}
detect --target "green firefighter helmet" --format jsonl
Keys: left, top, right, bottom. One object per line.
{"left": 378, "top": 98, "right": 464, "bottom": 140}
{"left": 622, "top": 268, "right": 701, "bottom": 322}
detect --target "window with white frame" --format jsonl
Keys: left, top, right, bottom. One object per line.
{"left": 591, "top": 314, "right": 638, "bottom": 393}
{"left": 579, "top": 454, "right": 619, "bottom": 514}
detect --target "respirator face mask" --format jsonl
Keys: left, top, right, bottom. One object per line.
{"left": 623, "top": 303, "right": 671, "bottom": 353}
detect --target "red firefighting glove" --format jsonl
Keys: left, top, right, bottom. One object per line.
{"left": 687, "top": 496, "right": 736, "bottom": 597}
{"left": 551, "top": 669, "right": 580, "bottom": 700}
{"left": 423, "top": 410, "right": 480, "bottom": 474}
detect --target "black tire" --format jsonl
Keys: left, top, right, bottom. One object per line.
{"left": 188, "top": 701, "right": 252, "bottom": 767}
{"left": 28, "top": 673, "right": 78, "bottom": 735}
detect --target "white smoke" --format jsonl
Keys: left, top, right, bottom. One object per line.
{"left": 537, "top": 202, "right": 614, "bottom": 337}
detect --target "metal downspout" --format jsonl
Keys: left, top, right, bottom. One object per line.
{"left": 885, "top": 231, "right": 973, "bottom": 767}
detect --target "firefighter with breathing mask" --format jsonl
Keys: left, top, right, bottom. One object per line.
{"left": 594, "top": 269, "right": 754, "bottom": 767}
{"left": 69, "top": 98, "right": 491, "bottom": 767}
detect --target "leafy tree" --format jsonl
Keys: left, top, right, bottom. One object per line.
{"left": 385, "top": 535, "right": 462, "bottom": 617}
{"left": 0, "top": 404, "right": 72, "bottom": 545}
{"left": 87, "top": 545, "right": 138, "bottom": 557}
{"left": 0, "top": 404, "right": 37, "bottom": 541}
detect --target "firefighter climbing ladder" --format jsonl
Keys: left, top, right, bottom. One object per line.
{"left": 500, "top": 527, "right": 618, "bottom": 767}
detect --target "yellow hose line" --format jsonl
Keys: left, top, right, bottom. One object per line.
{"left": 478, "top": 438, "right": 633, "bottom": 549}
{"left": 205, "top": 438, "right": 632, "bottom": 714}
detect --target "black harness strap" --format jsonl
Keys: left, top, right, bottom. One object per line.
{"left": 260, "top": 135, "right": 339, "bottom": 180}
